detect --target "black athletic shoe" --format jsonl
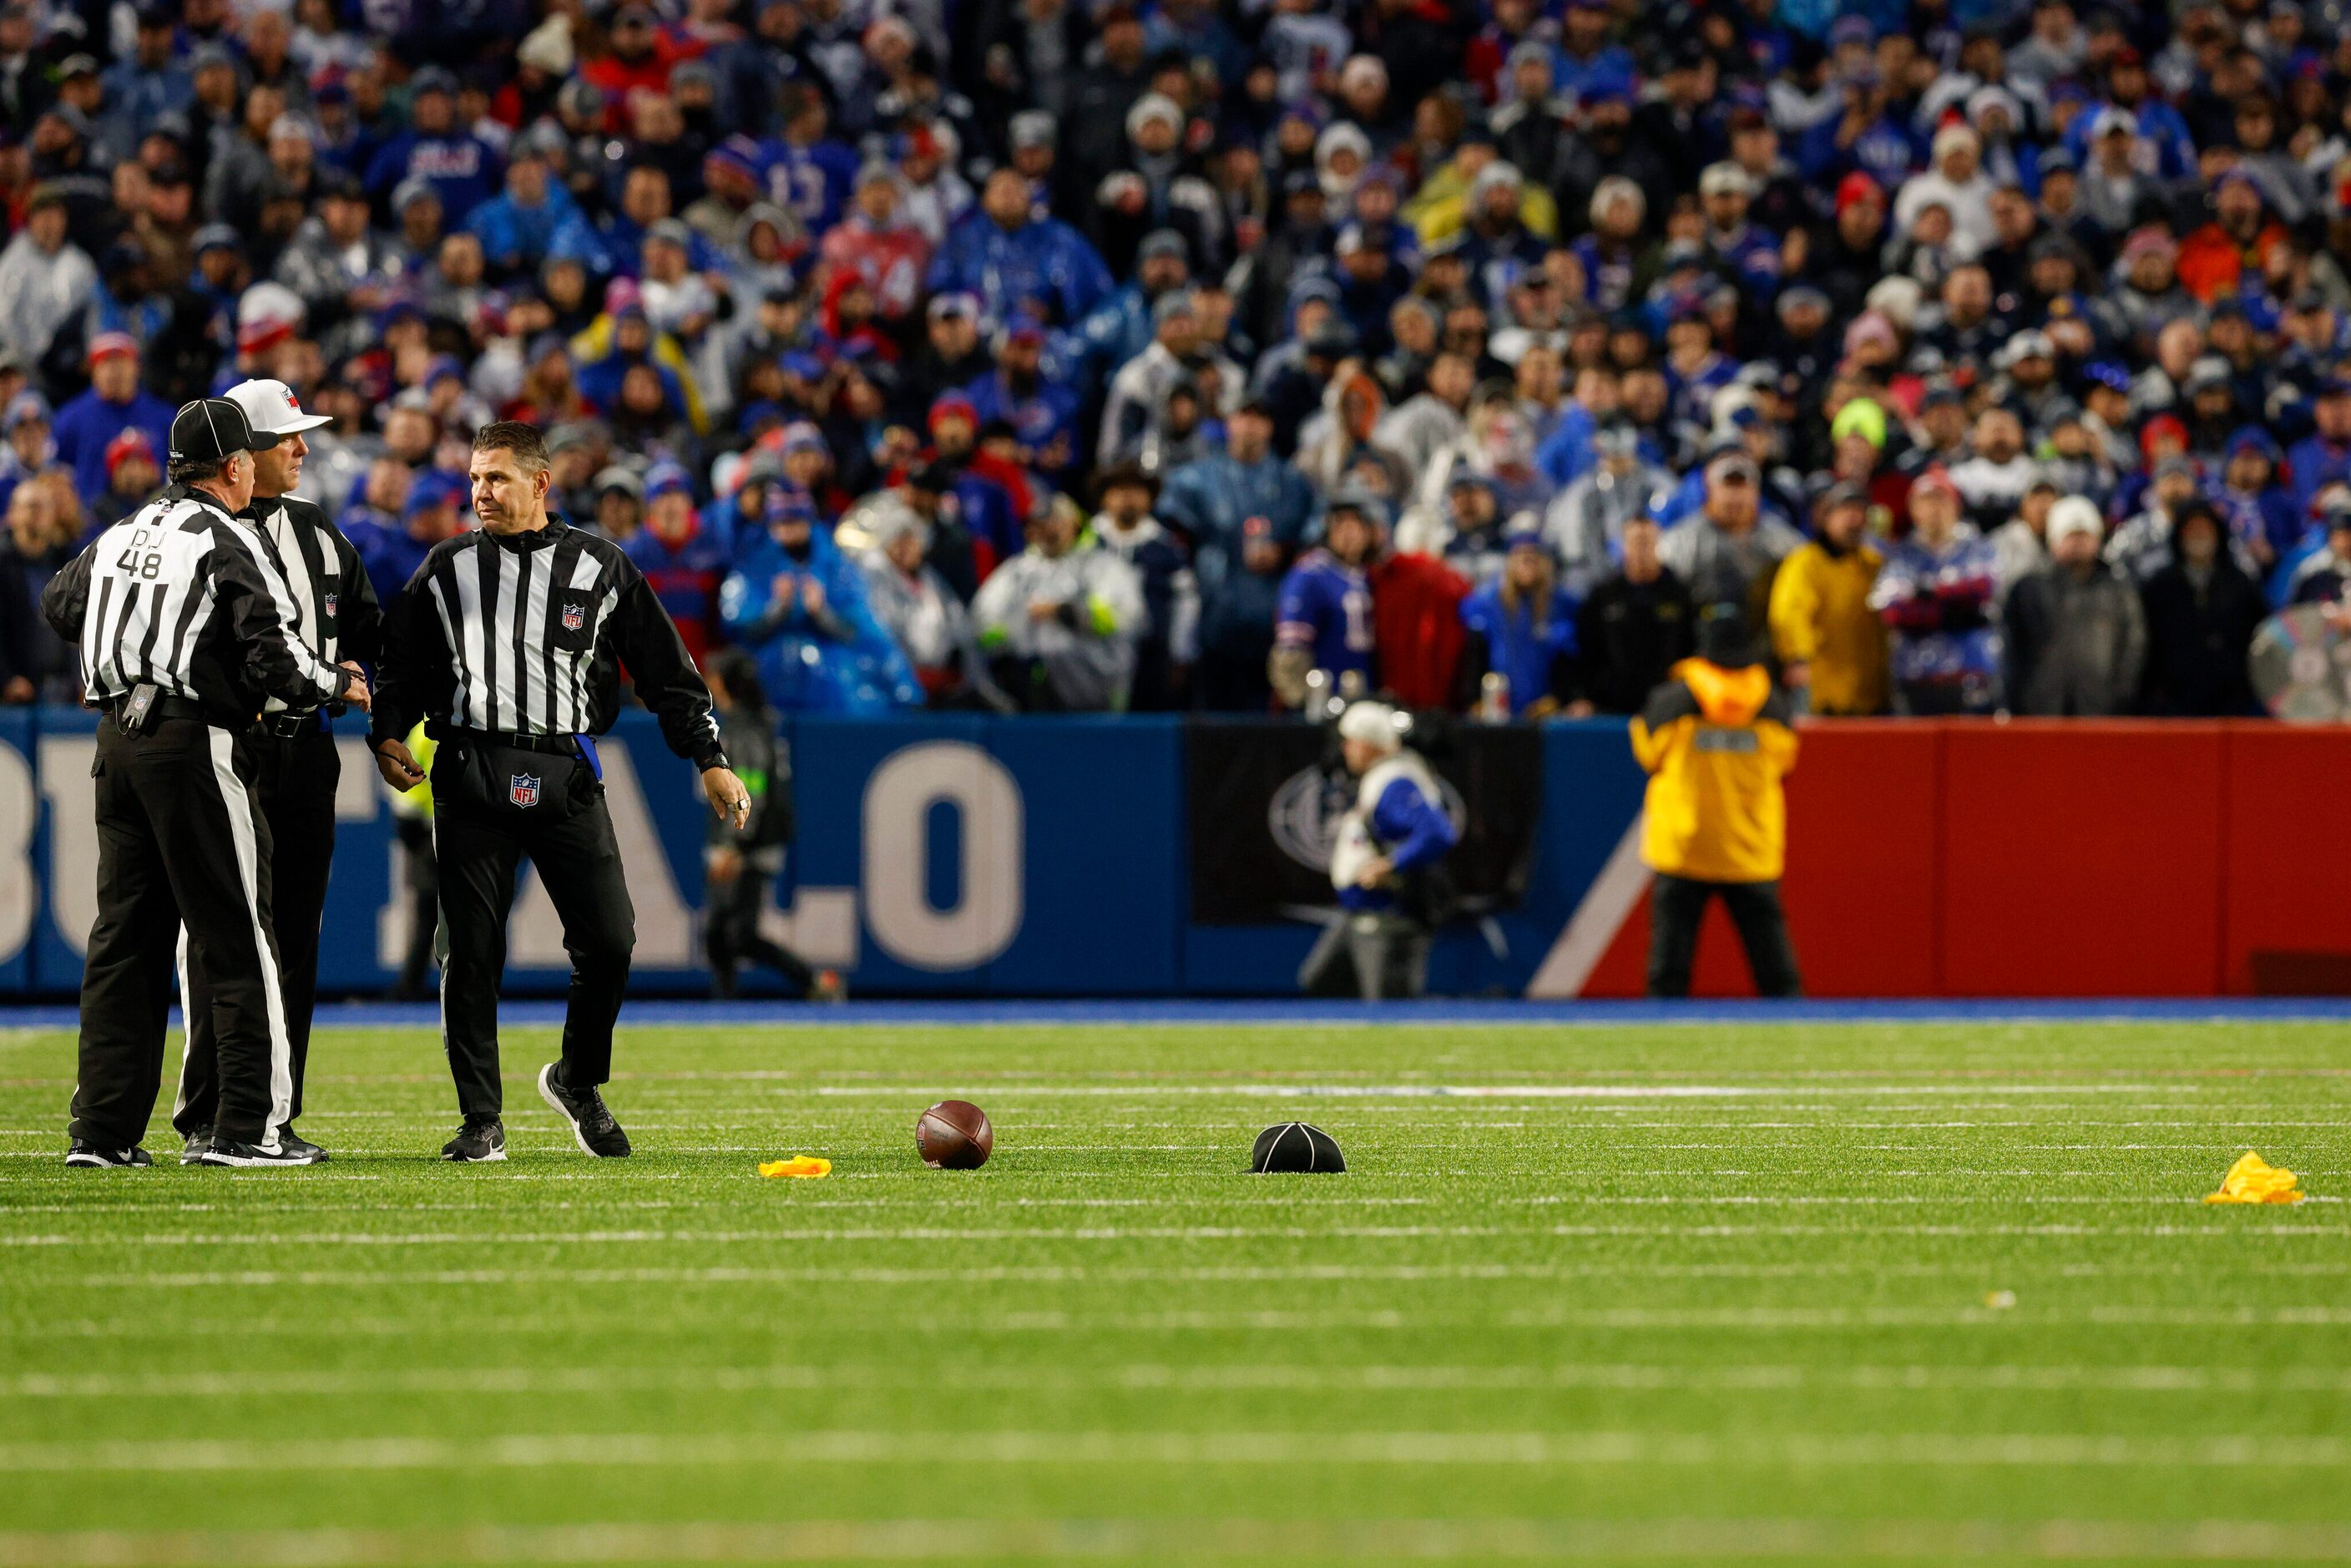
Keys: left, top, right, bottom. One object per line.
{"left": 538, "top": 1063, "right": 630, "bottom": 1157}
{"left": 441, "top": 1120, "right": 506, "bottom": 1163}
{"left": 65, "top": 1141, "right": 152, "bottom": 1168}
{"left": 273, "top": 1126, "right": 329, "bottom": 1164}
{"left": 197, "top": 1137, "right": 311, "bottom": 1168}
{"left": 179, "top": 1127, "right": 213, "bottom": 1166}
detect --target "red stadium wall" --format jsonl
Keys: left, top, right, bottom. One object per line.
{"left": 1578, "top": 721, "right": 2351, "bottom": 999}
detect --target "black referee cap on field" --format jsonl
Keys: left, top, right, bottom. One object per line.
{"left": 1250, "top": 1122, "right": 1345, "bottom": 1173}
{"left": 169, "top": 397, "right": 281, "bottom": 463}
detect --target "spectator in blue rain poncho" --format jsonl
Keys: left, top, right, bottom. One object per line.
{"left": 720, "top": 490, "right": 921, "bottom": 715}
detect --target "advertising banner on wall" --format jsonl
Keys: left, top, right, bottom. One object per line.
{"left": 4, "top": 709, "right": 2342, "bottom": 999}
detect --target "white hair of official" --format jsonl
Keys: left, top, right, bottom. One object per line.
{"left": 1337, "top": 701, "right": 1404, "bottom": 752}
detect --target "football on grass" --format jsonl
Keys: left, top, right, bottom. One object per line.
{"left": 916, "top": 1100, "right": 993, "bottom": 1169}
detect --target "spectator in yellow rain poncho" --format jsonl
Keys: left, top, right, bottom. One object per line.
{"left": 1768, "top": 483, "right": 1889, "bottom": 716}
{"left": 1629, "top": 590, "right": 1802, "bottom": 999}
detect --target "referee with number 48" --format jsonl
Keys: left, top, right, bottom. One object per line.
{"left": 168, "top": 379, "right": 381, "bottom": 1169}
{"left": 41, "top": 397, "right": 371, "bottom": 1168}
{"left": 372, "top": 422, "right": 748, "bottom": 1163}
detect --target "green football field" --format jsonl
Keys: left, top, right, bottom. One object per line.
{"left": 0, "top": 1017, "right": 2347, "bottom": 1565}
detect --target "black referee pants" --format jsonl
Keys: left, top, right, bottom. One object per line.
{"left": 173, "top": 725, "right": 339, "bottom": 1141}
{"left": 434, "top": 758, "right": 634, "bottom": 1120}
{"left": 1645, "top": 873, "right": 1802, "bottom": 1000}
{"left": 73, "top": 715, "right": 293, "bottom": 1150}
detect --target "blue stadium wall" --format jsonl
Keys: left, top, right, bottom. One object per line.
{"left": 0, "top": 709, "right": 1646, "bottom": 999}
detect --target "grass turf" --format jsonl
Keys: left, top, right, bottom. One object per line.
{"left": 0, "top": 1018, "right": 2346, "bottom": 1565}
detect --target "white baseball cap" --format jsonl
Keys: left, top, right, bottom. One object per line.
{"left": 225, "top": 377, "right": 334, "bottom": 438}
{"left": 2047, "top": 495, "right": 2103, "bottom": 547}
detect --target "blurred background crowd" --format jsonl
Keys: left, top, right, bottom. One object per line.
{"left": 2, "top": 0, "right": 2348, "bottom": 720}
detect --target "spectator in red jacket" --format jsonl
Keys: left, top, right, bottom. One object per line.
{"left": 817, "top": 164, "right": 932, "bottom": 321}
{"left": 2176, "top": 171, "right": 2289, "bottom": 304}
{"left": 579, "top": 3, "right": 698, "bottom": 133}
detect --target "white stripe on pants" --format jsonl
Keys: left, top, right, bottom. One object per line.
{"left": 170, "top": 926, "right": 194, "bottom": 1122}
{"left": 206, "top": 728, "right": 294, "bottom": 1144}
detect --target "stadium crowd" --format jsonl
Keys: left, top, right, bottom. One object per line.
{"left": 1, "top": 0, "right": 2348, "bottom": 720}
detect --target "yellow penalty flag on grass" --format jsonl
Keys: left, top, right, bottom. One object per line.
{"left": 2204, "top": 1151, "right": 2303, "bottom": 1205}
{"left": 759, "top": 1156, "right": 832, "bottom": 1179}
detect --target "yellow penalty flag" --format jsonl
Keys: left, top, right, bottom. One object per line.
{"left": 2204, "top": 1151, "right": 2303, "bottom": 1205}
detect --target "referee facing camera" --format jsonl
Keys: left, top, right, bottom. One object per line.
{"left": 371, "top": 422, "right": 749, "bottom": 1163}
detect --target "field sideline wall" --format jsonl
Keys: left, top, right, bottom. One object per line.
{"left": 1577, "top": 720, "right": 2350, "bottom": 999}
{"left": 0, "top": 710, "right": 2338, "bottom": 999}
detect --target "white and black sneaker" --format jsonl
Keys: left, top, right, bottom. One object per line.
{"left": 538, "top": 1063, "right": 631, "bottom": 1157}
{"left": 179, "top": 1127, "right": 213, "bottom": 1166}
{"left": 65, "top": 1141, "right": 152, "bottom": 1168}
{"left": 273, "top": 1126, "right": 329, "bottom": 1164}
{"left": 441, "top": 1119, "right": 506, "bottom": 1162}
{"left": 198, "top": 1137, "right": 311, "bottom": 1168}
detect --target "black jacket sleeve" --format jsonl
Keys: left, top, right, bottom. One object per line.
{"left": 708, "top": 711, "right": 786, "bottom": 848}
{"left": 2001, "top": 577, "right": 2041, "bottom": 703}
{"left": 38, "top": 540, "right": 96, "bottom": 644}
{"left": 370, "top": 549, "right": 454, "bottom": 745}
{"left": 611, "top": 571, "right": 729, "bottom": 771}
{"left": 207, "top": 524, "right": 346, "bottom": 710}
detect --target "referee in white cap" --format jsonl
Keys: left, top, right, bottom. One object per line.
{"left": 40, "top": 397, "right": 371, "bottom": 1167}
{"left": 164, "top": 379, "right": 382, "bottom": 1166}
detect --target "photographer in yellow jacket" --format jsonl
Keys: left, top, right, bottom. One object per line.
{"left": 1628, "top": 591, "right": 1802, "bottom": 999}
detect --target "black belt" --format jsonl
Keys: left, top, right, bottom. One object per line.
{"left": 256, "top": 711, "right": 326, "bottom": 739}
{"left": 427, "top": 721, "right": 582, "bottom": 758}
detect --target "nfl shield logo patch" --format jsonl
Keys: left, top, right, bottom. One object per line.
{"left": 561, "top": 602, "right": 585, "bottom": 631}
{"left": 510, "top": 774, "right": 541, "bottom": 808}
{"left": 322, "top": 593, "right": 337, "bottom": 617}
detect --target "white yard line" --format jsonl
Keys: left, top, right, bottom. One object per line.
{"left": 0, "top": 1183, "right": 2328, "bottom": 1214}
{"left": 0, "top": 1429, "right": 2344, "bottom": 1474}
{"left": 17, "top": 1301, "right": 2346, "bottom": 1341}
{"left": 13, "top": 1276, "right": 2351, "bottom": 1329}
{"left": 23, "top": 1117, "right": 2347, "bottom": 1158}
{"left": 7, "top": 1211, "right": 2346, "bottom": 1257}
{"left": 24, "top": 1257, "right": 2351, "bottom": 1291}
{"left": 3, "top": 1516, "right": 2348, "bottom": 1565}
{"left": 776, "top": 1083, "right": 2210, "bottom": 1098}
{"left": 9, "top": 1361, "right": 2350, "bottom": 1402}
{"left": 2, "top": 1103, "right": 2252, "bottom": 1133}
{"left": 6, "top": 1078, "right": 2187, "bottom": 1097}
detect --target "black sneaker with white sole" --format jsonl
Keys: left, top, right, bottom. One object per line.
{"left": 65, "top": 1141, "right": 152, "bottom": 1168}
{"left": 198, "top": 1137, "right": 311, "bottom": 1168}
{"left": 538, "top": 1063, "right": 631, "bottom": 1157}
{"left": 273, "top": 1126, "right": 329, "bottom": 1164}
{"left": 179, "top": 1127, "right": 213, "bottom": 1166}
{"left": 441, "top": 1119, "right": 506, "bottom": 1162}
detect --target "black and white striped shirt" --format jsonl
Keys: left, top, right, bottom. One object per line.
{"left": 245, "top": 493, "right": 382, "bottom": 680}
{"left": 372, "top": 519, "right": 727, "bottom": 770}
{"left": 40, "top": 486, "right": 346, "bottom": 721}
